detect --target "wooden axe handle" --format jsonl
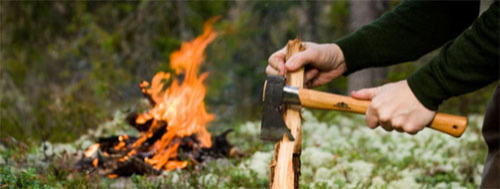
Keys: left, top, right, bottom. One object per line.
{"left": 298, "top": 88, "right": 468, "bottom": 137}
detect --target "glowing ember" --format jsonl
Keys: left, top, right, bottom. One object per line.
{"left": 84, "top": 144, "right": 100, "bottom": 157}
{"left": 92, "top": 158, "right": 99, "bottom": 167}
{"left": 108, "top": 174, "right": 118, "bottom": 179}
{"left": 113, "top": 135, "right": 128, "bottom": 151}
{"left": 133, "top": 17, "right": 218, "bottom": 170}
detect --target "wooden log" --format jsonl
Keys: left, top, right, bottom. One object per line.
{"left": 270, "top": 39, "right": 304, "bottom": 189}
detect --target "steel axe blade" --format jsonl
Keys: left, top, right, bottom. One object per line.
{"left": 260, "top": 75, "right": 294, "bottom": 142}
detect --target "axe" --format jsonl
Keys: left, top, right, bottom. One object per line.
{"left": 261, "top": 75, "right": 468, "bottom": 142}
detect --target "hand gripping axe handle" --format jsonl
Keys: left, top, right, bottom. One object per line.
{"left": 261, "top": 75, "right": 468, "bottom": 142}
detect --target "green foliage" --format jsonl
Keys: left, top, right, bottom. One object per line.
{"left": 0, "top": 163, "right": 93, "bottom": 189}
{"left": 328, "top": 0, "right": 350, "bottom": 39}
{"left": 131, "top": 174, "right": 165, "bottom": 188}
{"left": 128, "top": 160, "right": 267, "bottom": 188}
{"left": 0, "top": 111, "right": 488, "bottom": 188}
{"left": 0, "top": 167, "right": 46, "bottom": 189}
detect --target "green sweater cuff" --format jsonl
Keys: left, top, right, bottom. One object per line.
{"left": 336, "top": 33, "right": 374, "bottom": 76}
{"left": 407, "top": 62, "right": 447, "bottom": 111}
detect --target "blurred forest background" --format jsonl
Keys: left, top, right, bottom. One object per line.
{"left": 1, "top": 1, "right": 497, "bottom": 144}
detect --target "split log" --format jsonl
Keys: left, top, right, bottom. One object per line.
{"left": 270, "top": 39, "right": 304, "bottom": 189}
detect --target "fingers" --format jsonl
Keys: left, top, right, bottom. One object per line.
{"left": 304, "top": 69, "right": 319, "bottom": 84}
{"left": 307, "top": 70, "right": 345, "bottom": 88}
{"left": 265, "top": 65, "right": 280, "bottom": 76}
{"left": 355, "top": 86, "right": 381, "bottom": 130}
{"left": 366, "top": 108, "right": 394, "bottom": 132}
{"left": 268, "top": 48, "right": 287, "bottom": 75}
{"left": 403, "top": 116, "right": 426, "bottom": 135}
{"left": 308, "top": 77, "right": 325, "bottom": 88}
{"left": 391, "top": 116, "right": 406, "bottom": 133}
{"left": 379, "top": 121, "right": 394, "bottom": 132}
{"left": 362, "top": 86, "right": 390, "bottom": 131}
{"left": 308, "top": 75, "right": 332, "bottom": 88}
{"left": 351, "top": 87, "right": 378, "bottom": 100}
{"left": 360, "top": 81, "right": 434, "bottom": 135}
{"left": 285, "top": 49, "right": 316, "bottom": 72}
{"left": 365, "top": 105, "right": 379, "bottom": 129}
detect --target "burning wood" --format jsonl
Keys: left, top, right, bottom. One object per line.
{"left": 77, "top": 17, "right": 239, "bottom": 177}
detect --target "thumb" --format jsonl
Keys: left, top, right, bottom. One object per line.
{"left": 285, "top": 50, "right": 314, "bottom": 71}
{"left": 351, "top": 87, "right": 378, "bottom": 100}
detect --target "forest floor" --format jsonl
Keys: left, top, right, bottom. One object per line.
{"left": 0, "top": 110, "right": 487, "bottom": 189}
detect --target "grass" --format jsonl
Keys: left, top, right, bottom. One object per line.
{"left": 0, "top": 110, "right": 487, "bottom": 188}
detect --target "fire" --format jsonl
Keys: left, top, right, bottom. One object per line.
{"left": 84, "top": 144, "right": 100, "bottom": 157}
{"left": 92, "top": 158, "right": 99, "bottom": 167}
{"left": 108, "top": 174, "right": 118, "bottom": 179}
{"left": 113, "top": 135, "right": 128, "bottom": 151}
{"left": 133, "top": 18, "right": 218, "bottom": 170}
{"left": 80, "top": 18, "right": 222, "bottom": 175}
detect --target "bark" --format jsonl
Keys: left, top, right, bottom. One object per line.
{"left": 299, "top": 0, "right": 319, "bottom": 41}
{"left": 176, "top": 1, "right": 191, "bottom": 41}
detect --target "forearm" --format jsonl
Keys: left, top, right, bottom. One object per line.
{"left": 407, "top": 2, "right": 499, "bottom": 110}
{"left": 336, "top": 0, "right": 479, "bottom": 75}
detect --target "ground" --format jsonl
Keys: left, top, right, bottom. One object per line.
{"left": 0, "top": 110, "right": 487, "bottom": 188}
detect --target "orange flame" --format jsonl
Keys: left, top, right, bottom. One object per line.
{"left": 113, "top": 134, "right": 129, "bottom": 151}
{"left": 134, "top": 18, "right": 218, "bottom": 170}
{"left": 92, "top": 158, "right": 99, "bottom": 167}
{"left": 84, "top": 144, "right": 100, "bottom": 157}
{"left": 108, "top": 174, "right": 118, "bottom": 179}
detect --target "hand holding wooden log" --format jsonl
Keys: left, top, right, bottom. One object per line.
{"left": 262, "top": 39, "right": 468, "bottom": 189}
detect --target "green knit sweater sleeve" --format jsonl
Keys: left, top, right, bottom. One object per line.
{"left": 336, "top": 0, "right": 479, "bottom": 75}
{"left": 407, "top": 2, "right": 499, "bottom": 110}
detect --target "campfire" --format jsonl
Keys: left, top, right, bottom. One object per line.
{"left": 78, "top": 18, "right": 237, "bottom": 177}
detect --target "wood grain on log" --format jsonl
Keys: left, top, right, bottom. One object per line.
{"left": 270, "top": 39, "right": 304, "bottom": 189}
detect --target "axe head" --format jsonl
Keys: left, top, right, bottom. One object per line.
{"left": 260, "top": 75, "right": 294, "bottom": 142}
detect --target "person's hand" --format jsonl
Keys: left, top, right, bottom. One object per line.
{"left": 351, "top": 80, "right": 436, "bottom": 134}
{"left": 266, "top": 42, "right": 346, "bottom": 88}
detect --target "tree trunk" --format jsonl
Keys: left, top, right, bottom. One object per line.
{"left": 299, "top": 0, "right": 319, "bottom": 41}
{"left": 176, "top": 1, "right": 191, "bottom": 41}
{"left": 347, "top": 0, "right": 388, "bottom": 92}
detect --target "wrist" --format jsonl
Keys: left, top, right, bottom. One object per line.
{"left": 330, "top": 43, "right": 347, "bottom": 75}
